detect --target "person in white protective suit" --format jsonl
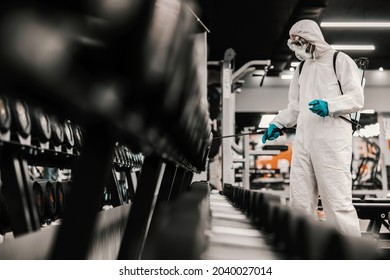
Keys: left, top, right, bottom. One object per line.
{"left": 262, "top": 19, "right": 364, "bottom": 237}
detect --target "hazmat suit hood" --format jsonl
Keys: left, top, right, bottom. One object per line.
{"left": 289, "top": 19, "right": 333, "bottom": 59}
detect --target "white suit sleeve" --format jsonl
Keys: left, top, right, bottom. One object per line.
{"left": 271, "top": 69, "right": 300, "bottom": 128}
{"left": 324, "top": 53, "right": 364, "bottom": 118}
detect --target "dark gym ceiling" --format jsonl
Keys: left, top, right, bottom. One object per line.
{"left": 197, "top": 0, "right": 390, "bottom": 76}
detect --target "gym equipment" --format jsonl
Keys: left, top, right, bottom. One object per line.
{"left": 32, "top": 181, "right": 46, "bottom": 224}
{"left": 63, "top": 120, "right": 75, "bottom": 154}
{"left": 263, "top": 145, "right": 289, "bottom": 151}
{"left": 9, "top": 98, "right": 31, "bottom": 145}
{"left": 0, "top": 144, "right": 41, "bottom": 236}
{"left": 224, "top": 184, "right": 385, "bottom": 259}
{"left": 0, "top": 95, "right": 11, "bottom": 141}
{"left": 55, "top": 182, "right": 65, "bottom": 219}
{"left": 49, "top": 116, "right": 64, "bottom": 152}
{"left": 0, "top": 0, "right": 212, "bottom": 260}
{"left": 222, "top": 126, "right": 287, "bottom": 189}
{"left": 281, "top": 208, "right": 382, "bottom": 259}
{"left": 353, "top": 200, "right": 390, "bottom": 240}
{"left": 353, "top": 138, "right": 382, "bottom": 190}
{"left": 72, "top": 124, "right": 83, "bottom": 154}
{"left": 31, "top": 107, "right": 52, "bottom": 149}
{"left": 109, "top": 144, "right": 140, "bottom": 206}
{"left": 220, "top": 48, "right": 271, "bottom": 188}
{"left": 117, "top": 156, "right": 165, "bottom": 260}
{"left": 51, "top": 127, "right": 117, "bottom": 259}
{"left": 145, "top": 181, "right": 210, "bottom": 259}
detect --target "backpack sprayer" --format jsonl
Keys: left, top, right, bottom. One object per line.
{"left": 346, "top": 57, "right": 369, "bottom": 132}
{"left": 328, "top": 54, "right": 369, "bottom": 133}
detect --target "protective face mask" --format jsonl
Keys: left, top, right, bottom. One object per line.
{"left": 294, "top": 46, "right": 313, "bottom": 61}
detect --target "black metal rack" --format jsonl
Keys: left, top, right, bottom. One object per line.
{"left": 0, "top": 0, "right": 212, "bottom": 260}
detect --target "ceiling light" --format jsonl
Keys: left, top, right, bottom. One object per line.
{"left": 289, "top": 67, "right": 295, "bottom": 72}
{"left": 321, "top": 22, "right": 390, "bottom": 28}
{"left": 360, "top": 109, "right": 375, "bottom": 114}
{"left": 379, "top": 67, "right": 384, "bottom": 71}
{"left": 331, "top": 45, "right": 375, "bottom": 51}
{"left": 281, "top": 74, "right": 293, "bottom": 80}
{"left": 258, "top": 114, "right": 277, "bottom": 128}
{"left": 291, "top": 62, "right": 300, "bottom": 67}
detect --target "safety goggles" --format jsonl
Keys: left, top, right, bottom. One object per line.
{"left": 287, "top": 35, "right": 315, "bottom": 54}
{"left": 289, "top": 35, "right": 308, "bottom": 47}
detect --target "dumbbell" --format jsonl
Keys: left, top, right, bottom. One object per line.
{"left": 153, "top": 181, "right": 210, "bottom": 259}
{"left": 123, "top": 147, "right": 132, "bottom": 168}
{"left": 119, "top": 147, "right": 128, "bottom": 167}
{"left": 124, "top": 148, "right": 132, "bottom": 169}
{"left": 62, "top": 120, "right": 75, "bottom": 154}
{"left": 55, "top": 182, "right": 65, "bottom": 219}
{"left": 112, "top": 145, "right": 118, "bottom": 163}
{"left": 49, "top": 116, "right": 64, "bottom": 152}
{"left": 59, "top": 180, "right": 72, "bottom": 210}
{"left": 0, "top": 95, "right": 12, "bottom": 142}
{"left": 32, "top": 181, "right": 46, "bottom": 224}
{"left": 31, "top": 107, "right": 52, "bottom": 150}
{"left": 72, "top": 124, "right": 83, "bottom": 155}
{"left": 9, "top": 98, "right": 31, "bottom": 145}
{"left": 115, "top": 146, "right": 125, "bottom": 167}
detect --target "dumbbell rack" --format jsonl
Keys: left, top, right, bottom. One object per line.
{"left": 222, "top": 184, "right": 389, "bottom": 259}
{"left": 0, "top": 0, "right": 212, "bottom": 260}
{"left": 1, "top": 138, "right": 78, "bottom": 236}
{"left": 203, "top": 189, "right": 282, "bottom": 260}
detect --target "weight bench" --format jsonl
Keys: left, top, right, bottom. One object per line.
{"left": 353, "top": 202, "right": 390, "bottom": 239}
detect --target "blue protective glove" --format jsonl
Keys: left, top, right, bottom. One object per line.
{"left": 262, "top": 124, "right": 281, "bottom": 144}
{"left": 309, "top": 99, "right": 329, "bottom": 117}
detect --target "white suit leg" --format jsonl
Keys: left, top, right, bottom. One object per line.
{"left": 289, "top": 143, "right": 319, "bottom": 218}
{"left": 311, "top": 139, "right": 361, "bottom": 237}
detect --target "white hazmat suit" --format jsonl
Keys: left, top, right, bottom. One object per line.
{"left": 270, "top": 20, "right": 364, "bottom": 237}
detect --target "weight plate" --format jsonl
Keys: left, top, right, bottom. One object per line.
{"left": 10, "top": 99, "right": 31, "bottom": 138}
{"left": 50, "top": 116, "right": 64, "bottom": 146}
{"left": 55, "top": 182, "right": 65, "bottom": 218}
{"left": 0, "top": 96, "right": 11, "bottom": 133}
{"left": 32, "top": 108, "right": 51, "bottom": 142}
{"left": 33, "top": 181, "right": 46, "bottom": 223}
{"left": 63, "top": 121, "right": 75, "bottom": 148}
{"left": 73, "top": 124, "right": 83, "bottom": 150}
{"left": 44, "top": 181, "right": 57, "bottom": 219}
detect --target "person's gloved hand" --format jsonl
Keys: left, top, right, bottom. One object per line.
{"left": 309, "top": 99, "right": 329, "bottom": 117}
{"left": 262, "top": 124, "right": 281, "bottom": 144}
